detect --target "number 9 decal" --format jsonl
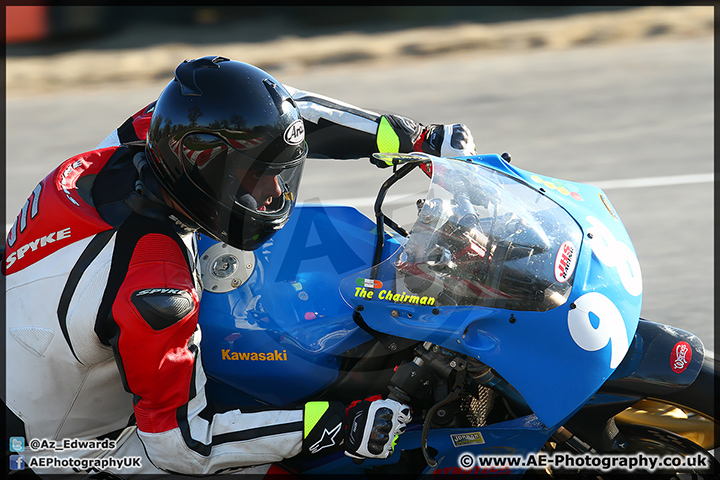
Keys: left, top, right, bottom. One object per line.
{"left": 568, "top": 292, "right": 629, "bottom": 369}
{"left": 586, "top": 216, "right": 642, "bottom": 297}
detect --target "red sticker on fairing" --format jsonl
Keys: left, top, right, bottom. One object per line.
{"left": 554, "top": 241, "right": 577, "bottom": 283}
{"left": 670, "top": 341, "right": 692, "bottom": 373}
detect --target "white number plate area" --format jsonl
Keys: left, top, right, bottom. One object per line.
{"left": 567, "top": 216, "right": 642, "bottom": 368}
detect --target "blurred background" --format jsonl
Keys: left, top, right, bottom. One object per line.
{"left": 6, "top": 5, "right": 714, "bottom": 94}
{"left": 5, "top": 6, "right": 715, "bottom": 351}
{"left": 7, "top": 6, "right": 639, "bottom": 51}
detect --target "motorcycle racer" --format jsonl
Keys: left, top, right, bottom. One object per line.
{"left": 4, "top": 56, "right": 474, "bottom": 477}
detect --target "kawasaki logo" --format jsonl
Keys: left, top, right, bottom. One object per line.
{"left": 222, "top": 349, "right": 287, "bottom": 361}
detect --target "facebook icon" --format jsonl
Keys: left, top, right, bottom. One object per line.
{"left": 9, "top": 455, "right": 25, "bottom": 470}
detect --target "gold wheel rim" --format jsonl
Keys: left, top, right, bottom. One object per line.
{"left": 615, "top": 398, "right": 717, "bottom": 450}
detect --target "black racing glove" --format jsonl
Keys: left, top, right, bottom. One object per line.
{"left": 303, "top": 396, "right": 411, "bottom": 459}
{"left": 343, "top": 396, "right": 412, "bottom": 460}
{"left": 372, "top": 114, "right": 476, "bottom": 168}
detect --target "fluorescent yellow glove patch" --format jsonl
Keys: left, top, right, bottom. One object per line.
{"left": 304, "top": 401, "right": 330, "bottom": 439}
{"left": 376, "top": 116, "right": 400, "bottom": 155}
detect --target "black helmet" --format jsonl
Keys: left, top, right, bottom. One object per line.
{"left": 146, "top": 56, "right": 307, "bottom": 250}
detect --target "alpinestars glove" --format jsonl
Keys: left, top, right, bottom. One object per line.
{"left": 344, "top": 396, "right": 411, "bottom": 460}
{"left": 303, "top": 397, "right": 411, "bottom": 460}
{"left": 419, "top": 123, "right": 476, "bottom": 158}
{"left": 372, "top": 114, "right": 476, "bottom": 168}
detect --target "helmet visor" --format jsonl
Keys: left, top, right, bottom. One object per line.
{"left": 158, "top": 130, "right": 306, "bottom": 250}
{"left": 176, "top": 131, "right": 306, "bottom": 217}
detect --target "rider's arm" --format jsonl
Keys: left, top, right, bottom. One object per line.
{"left": 105, "top": 216, "right": 303, "bottom": 475}
{"left": 103, "top": 216, "right": 408, "bottom": 474}
{"left": 284, "top": 85, "right": 476, "bottom": 161}
{"left": 95, "top": 88, "right": 475, "bottom": 163}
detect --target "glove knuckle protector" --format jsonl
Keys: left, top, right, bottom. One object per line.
{"left": 441, "top": 123, "right": 476, "bottom": 157}
{"left": 344, "top": 398, "right": 412, "bottom": 460}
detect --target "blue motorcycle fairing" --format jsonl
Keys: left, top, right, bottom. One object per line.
{"left": 197, "top": 153, "right": 642, "bottom": 444}
{"left": 340, "top": 155, "right": 643, "bottom": 429}
{"left": 197, "top": 204, "right": 402, "bottom": 406}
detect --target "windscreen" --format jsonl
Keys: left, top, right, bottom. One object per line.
{"left": 344, "top": 157, "right": 584, "bottom": 312}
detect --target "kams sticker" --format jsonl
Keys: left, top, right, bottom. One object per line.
{"left": 554, "top": 241, "right": 576, "bottom": 283}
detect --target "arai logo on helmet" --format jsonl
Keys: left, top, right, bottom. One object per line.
{"left": 554, "top": 241, "right": 577, "bottom": 283}
{"left": 284, "top": 120, "right": 305, "bottom": 145}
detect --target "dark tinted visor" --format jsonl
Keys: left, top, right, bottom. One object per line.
{"left": 177, "top": 131, "right": 306, "bottom": 214}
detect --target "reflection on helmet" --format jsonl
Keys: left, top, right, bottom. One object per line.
{"left": 393, "top": 160, "right": 582, "bottom": 312}
{"left": 146, "top": 56, "right": 307, "bottom": 251}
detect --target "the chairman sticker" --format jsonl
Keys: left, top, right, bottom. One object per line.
{"left": 450, "top": 432, "right": 485, "bottom": 448}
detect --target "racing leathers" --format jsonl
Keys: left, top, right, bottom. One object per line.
{"left": 4, "top": 85, "right": 475, "bottom": 476}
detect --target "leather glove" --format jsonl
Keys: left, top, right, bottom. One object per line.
{"left": 373, "top": 114, "right": 476, "bottom": 168}
{"left": 344, "top": 396, "right": 411, "bottom": 460}
{"left": 418, "top": 123, "right": 476, "bottom": 158}
{"left": 303, "top": 396, "right": 411, "bottom": 459}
